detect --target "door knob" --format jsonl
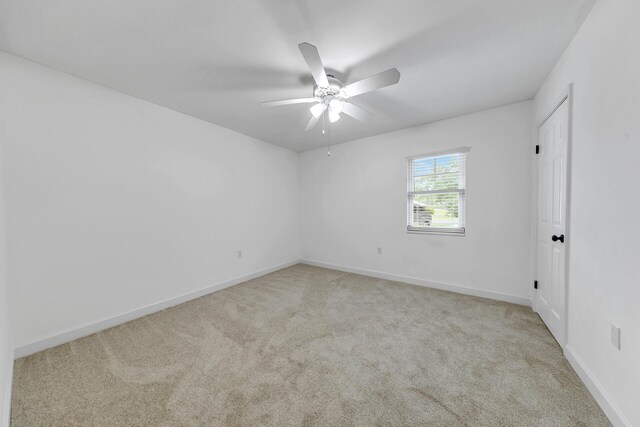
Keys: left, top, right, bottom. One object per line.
{"left": 551, "top": 234, "right": 565, "bottom": 243}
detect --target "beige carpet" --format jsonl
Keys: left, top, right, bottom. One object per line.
{"left": 12, "top": 264, "right": 609, "bottom": 426}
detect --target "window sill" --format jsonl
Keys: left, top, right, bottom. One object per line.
{"left": 407, "top": 229, "right": 466, "bottom": 237}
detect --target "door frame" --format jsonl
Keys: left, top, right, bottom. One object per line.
{"left": 532, "top": 83, "right": 574, "bottom": 349}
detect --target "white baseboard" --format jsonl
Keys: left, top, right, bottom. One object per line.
{"left": 301, "top": 260, "right": 531, "bottom": 307}
{"left": 564, "top": 345, "right": 631, "bottom": 427}
{"left": 14, "top": 259, "right": 301, "bottom": 358}
{"left": 1, "top": 357, "right": 12, "bottom": 427}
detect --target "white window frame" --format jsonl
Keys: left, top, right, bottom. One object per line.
{"left": 407, "top": 147, "right": 470, "bottom": 236}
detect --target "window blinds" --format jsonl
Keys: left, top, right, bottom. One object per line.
{"left": 407, "top": 148, "right": 468, "bottom": 234}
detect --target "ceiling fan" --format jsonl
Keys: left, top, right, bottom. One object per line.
{"left": 261, "top": 42, "right": 401, "bottom": 131}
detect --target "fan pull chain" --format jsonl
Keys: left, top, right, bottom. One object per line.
{"left": 325, "top": 109, "right": 331, "bottom": 156}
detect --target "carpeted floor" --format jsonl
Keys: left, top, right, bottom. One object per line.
{"left": 11, "top": 264, "right": 609, "bottom": 426}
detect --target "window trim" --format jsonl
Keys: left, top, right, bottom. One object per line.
{"left": 406, "top": 146, "right": 471, "bottom": 161}
{"left": 407, "top": 147, "right": 470, "bottom": 236}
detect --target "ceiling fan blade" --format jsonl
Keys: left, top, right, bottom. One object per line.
{"left": 343, "top": 68, "right": 401, "bottom": 98}
{"left": 342, "top": 102, "right": 373, "bottom": 122}
{"left": 310, "top": 102, "right": 327, "bottom": 118}
{"left": 305, "top": 115, "right": 320, "bottom": 131}
{"left": 261, "top": 98, "right": 316, "bottom": 107}
{"left": 298, "top": 42, "right": 329, "bottom": 88}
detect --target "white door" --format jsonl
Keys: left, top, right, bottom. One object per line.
{"left": 536, "top": 98, "right": 569, "bottom": 346}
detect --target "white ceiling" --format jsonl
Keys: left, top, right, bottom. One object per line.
{"left": 0, "top": 0, "right": 595, "bottom": 151}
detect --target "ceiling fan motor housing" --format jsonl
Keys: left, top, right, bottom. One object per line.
{"left": 313, "top": 75, "right": 346, "bottom": 103}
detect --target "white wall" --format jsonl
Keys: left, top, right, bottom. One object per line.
{"left": 0, "top": 235, "right": 10, "bottom": 426}
{"left": 0, "top": 148, "right": 12, "bottom": 427}
{"left": 0, "top": 52, "right": 300, "bottom": 353}
{"left": 533, "top": 0, "right": 639, "bottom": 425}
{"left": 299, "top": 102, "right": 533, "bottom": 304}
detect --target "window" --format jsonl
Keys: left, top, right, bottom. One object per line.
{"left": 407, "top": 148, "right": 469, "bottom": 234}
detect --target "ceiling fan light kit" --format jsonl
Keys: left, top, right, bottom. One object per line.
{"left": 310, "top": 102, "right": 326, "bottom": 118}
{"left": 261, "top": 42, "right": 400, "bottom": 131}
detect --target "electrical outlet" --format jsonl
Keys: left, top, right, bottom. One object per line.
{"left": 610, "top": 323, "right": 621, "bottom": 350}
{"left": 237, "top": 250, "right": 242, "bottom": 258}
{"left": 377, "top": 247, "right": 382, "bottom": 255}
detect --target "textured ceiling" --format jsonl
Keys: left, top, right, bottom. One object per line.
{"left": 0, "top": 0, "right": 595, "bottom": 151}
